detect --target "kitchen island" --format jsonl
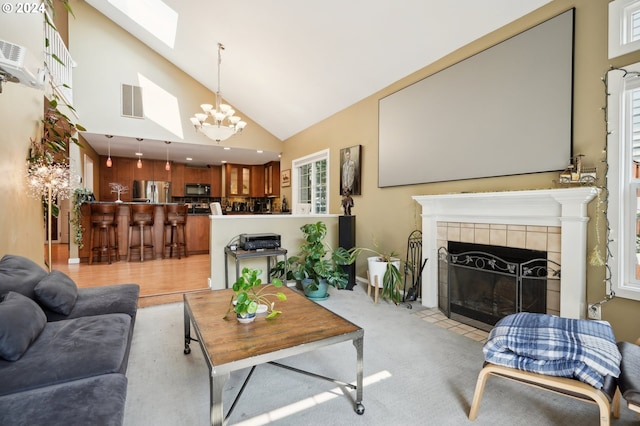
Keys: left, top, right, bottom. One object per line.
{"left": 78, "top": 202, "right": 211, "bottom": 262}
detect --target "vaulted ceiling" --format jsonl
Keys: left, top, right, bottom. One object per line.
{"left": 81, "top": 0, "right": 552, "bottom": 164}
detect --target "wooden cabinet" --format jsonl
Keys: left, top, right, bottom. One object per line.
{"left": 264, "top": 161, "right": 280, "bottom": 196}
{"left": 251, "top": 165, "right": 265, "bottom": 197}
{"left": 100, "top": 156, "right": 134, "bottom": 202}
{"left": 153, "top": 160, "right": 171, "bottom": 182}
{"left": 210, "top": 165, "right": 222, "bottom": 197}
{"left": 184, "top": 165, "right": 211, "bottom": 185}
{"left": 171, "top": 163, "right": 185, "bottom": 197}
{"left": 186, "top": 215, "right": 210, "bottom": 253}
{"left": 225, "top": 164, "right": 251, "bottom": 196}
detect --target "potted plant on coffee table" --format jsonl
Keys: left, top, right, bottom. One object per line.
{"left": 224, "top": 267, "right": 286, "bottom": 322}
{"left": 285, "top": 221, "right": 354, "bottom": 300}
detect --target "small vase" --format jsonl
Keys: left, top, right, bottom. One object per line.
{"left": 236, "top": 312, "right": 256, "bottom": 324}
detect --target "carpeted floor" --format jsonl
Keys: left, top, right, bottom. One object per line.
{"left": 123, "top": 283, "right": 639, "bottom": 425}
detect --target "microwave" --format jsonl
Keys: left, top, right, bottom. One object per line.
{"left": 185, "top": 183, "right": 210, "bottom": 196}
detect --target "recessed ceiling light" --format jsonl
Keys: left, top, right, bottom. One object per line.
{"left": 186, "top": 157, "right": 193, "bottom": 161}
{"left": 257, "top": 150, "right": 263, "bottom": 154}
{"left": 221, "top": 160, "right": 227, "bottom": 163}
{"left": 223, "top": 147, "right": 231, "bottom": 151}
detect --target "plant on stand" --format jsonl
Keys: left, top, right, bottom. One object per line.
{"left": 224, "top": 267, "right": 286, "bottom": 322}
{"left": 350, "top": 241, "right": 404, "bottom": 304}
{"left": 282, "top": 221, "right": 354, "bottom": 300}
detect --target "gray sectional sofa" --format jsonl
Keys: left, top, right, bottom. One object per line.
{"left": 0, "top": 254, "right": 139, "bottom": 426}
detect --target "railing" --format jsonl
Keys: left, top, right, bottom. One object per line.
{"left": 44, "top": 12, "right": 73, "bottom": 105}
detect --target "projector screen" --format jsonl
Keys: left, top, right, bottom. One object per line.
{"left": 378, "top": 9, "right": 574, "bottom": 187}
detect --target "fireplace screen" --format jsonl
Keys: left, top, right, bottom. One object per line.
{"left": 438, "top": 242, "right": 560, "bottom": 331}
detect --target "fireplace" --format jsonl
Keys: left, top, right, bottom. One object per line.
{"left": 413, "top": 188, "right": 600, "bottom": 320}
{"left": 439, "top": 241, "right": 559, "bottom": 331}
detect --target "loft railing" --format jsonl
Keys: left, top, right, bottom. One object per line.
{"left": 44, "top": 12, "right": 73, "bottom": 105}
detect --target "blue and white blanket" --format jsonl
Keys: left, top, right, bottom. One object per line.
{"left": 483, "top": 313, "right": 621, "bottom": 389}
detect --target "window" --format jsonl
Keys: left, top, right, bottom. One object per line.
{"left": 291, "top": 149, "right": 329, "bottom": 214}
{"left": 607, "top": 63, "right": 640, "bottom": 300}
{"left": 609, "top": 0, "right": 640, "bottom": 59}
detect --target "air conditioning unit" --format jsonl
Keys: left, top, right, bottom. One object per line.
{"left": 0, "top": 39, "right": 46, "bottom": 90}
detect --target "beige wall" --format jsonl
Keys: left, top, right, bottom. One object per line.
{"left": 3, "top": 0, "right": 639, "bottom": 339}
{"left": 281, "top": 0, "right": 640, "bottom": 341}
{"left": 68, "top": 2, "right": 283, "bottom": 155}
{"left": 0, "top": 6, "right": 47, "bottom": 267}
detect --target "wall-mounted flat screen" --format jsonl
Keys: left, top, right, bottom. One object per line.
{"left": 378, "top": 9, "right": 574, "bottom": 187}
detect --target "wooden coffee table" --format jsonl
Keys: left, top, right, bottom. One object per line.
{"left": 183, "top": 286, "right": 365, "bottom": 426}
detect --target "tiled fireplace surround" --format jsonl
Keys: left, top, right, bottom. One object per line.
{"left": 413, "top": 188, "right": 600, "bottom": 320}
{"left": 439, "top": 222, "right": 562, "bottom": 316}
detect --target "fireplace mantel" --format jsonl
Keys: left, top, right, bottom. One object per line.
{"left": 413, "top": 187, "right": 600, "bottom": 319}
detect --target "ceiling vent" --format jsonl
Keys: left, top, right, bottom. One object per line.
{"left": 0, "top": 39, "right": 46, "bottom": 90}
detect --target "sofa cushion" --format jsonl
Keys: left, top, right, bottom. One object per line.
{"left": 0, "top": 313, "right": 131, "bottom": 396}
{"left": 0, "top": 292, "right": 47, "bottom": 361}
{"left": 34, "top": 270, "right": 78, "bottom": 315}
{"left": 44, "top": 283, "right": 140, "bottom": 322}
{"left": 0, "top": 255, "right": 48, "bottom": 300}
{"left": 0, "top": 373, "right": 127, "bottom": 426}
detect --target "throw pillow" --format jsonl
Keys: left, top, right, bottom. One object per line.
{"left": 34, "top": 270, "right": 78, "bottom": 315}
{"left": 0, "top": 254, "right": 48, "bottom": 300}
{"left": 0, "top": 291, "right": 47, "bottom": 361}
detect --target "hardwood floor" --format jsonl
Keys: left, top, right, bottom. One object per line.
{"left": 49, "top": 244, "right": 210, "bottom": 307}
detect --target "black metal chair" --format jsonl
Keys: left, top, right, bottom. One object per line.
{"left": 403, "top": 230, "right": 426, "bottom": 304}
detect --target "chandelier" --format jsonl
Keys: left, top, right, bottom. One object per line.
{"left": 190, "top": 43, "right": 247, "bottom": 142}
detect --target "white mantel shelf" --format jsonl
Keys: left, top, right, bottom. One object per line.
{"left": 413, "top": 187, "right": 600, "bottom": 319}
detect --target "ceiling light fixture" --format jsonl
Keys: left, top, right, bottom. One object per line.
{"left": 190, "top": 43, "right": 247, "bottom": 143}
{"left": 105, "top": 135, "right": 113, "bottom": 168}
{"left": 165, "top": 141, "right": 171, "bottom": 171}
{"left": 136, "top": 138, "right": 143, "bottom": 169}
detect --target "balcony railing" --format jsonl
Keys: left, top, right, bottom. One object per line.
{"left": 44, "top": 12, "right": 73, "bottom": 105}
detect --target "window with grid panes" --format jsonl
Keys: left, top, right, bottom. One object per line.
{"left": 291, "top": 150, "right": 329, "bottom": 214}
{"left": 606, "top": 63, "right": 640, "bottom": 300}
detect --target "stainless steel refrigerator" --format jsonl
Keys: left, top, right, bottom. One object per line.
{"left": 132, "top": 180, "right": 172, "bottom": 203}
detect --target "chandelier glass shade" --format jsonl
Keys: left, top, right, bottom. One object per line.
{"left": 190, "top": 43, "right": 247, "bottom": 142}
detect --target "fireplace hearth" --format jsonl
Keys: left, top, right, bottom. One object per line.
{"left": 438, "top": 242, "right": 559, "bottom": 331}
{"left": 413, "top": 188, "right": 599, "bottom": 319}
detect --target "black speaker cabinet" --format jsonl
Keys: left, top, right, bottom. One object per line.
{"left": 339, "top": 215, "right": 356, "bottom": 290}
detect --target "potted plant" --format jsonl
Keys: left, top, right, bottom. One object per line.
{"left": 281, "top": 221, "right": 354, "bottom": 300}
{"left": 350, "top": 242, "right": 404, "bottom": 304}
{"left": 224, "top": 267, "right": 287, "bottom": 323}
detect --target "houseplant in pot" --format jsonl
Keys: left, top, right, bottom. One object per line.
{"left": 351, "top": 243, "right": 404, "bottom": 304}
{"left": 284, "top": 221, "right": 354, "bottom": 300}
{"left": 224, "top": 267, "right": 286, "bottom": 322}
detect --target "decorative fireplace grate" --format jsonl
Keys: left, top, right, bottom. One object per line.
{"left": 437, "top": 244, "right": 560, "bottom": 332}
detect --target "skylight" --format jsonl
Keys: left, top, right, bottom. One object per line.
{"left": 108, "top": 0, "right": 177, "bottom": 48}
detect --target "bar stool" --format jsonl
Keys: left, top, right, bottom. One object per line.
{"left": 163, "top": 204, "right": 188, "bottom": 259}
{"left": 127, "top": 204, "right": 156, "bottom": 262}
{"left": 89, "top": 203, "right": 119, "bottom": 264}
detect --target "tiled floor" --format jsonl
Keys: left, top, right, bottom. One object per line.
{"left": 414, "top": 307, "right": 490, "bottom": 343}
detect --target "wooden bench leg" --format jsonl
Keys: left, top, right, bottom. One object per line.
{"left": 468, "top": 366, "right": 491, "bottom": 420}
{"left": 469, "top": 363, "right": 613, "bottom": 426}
